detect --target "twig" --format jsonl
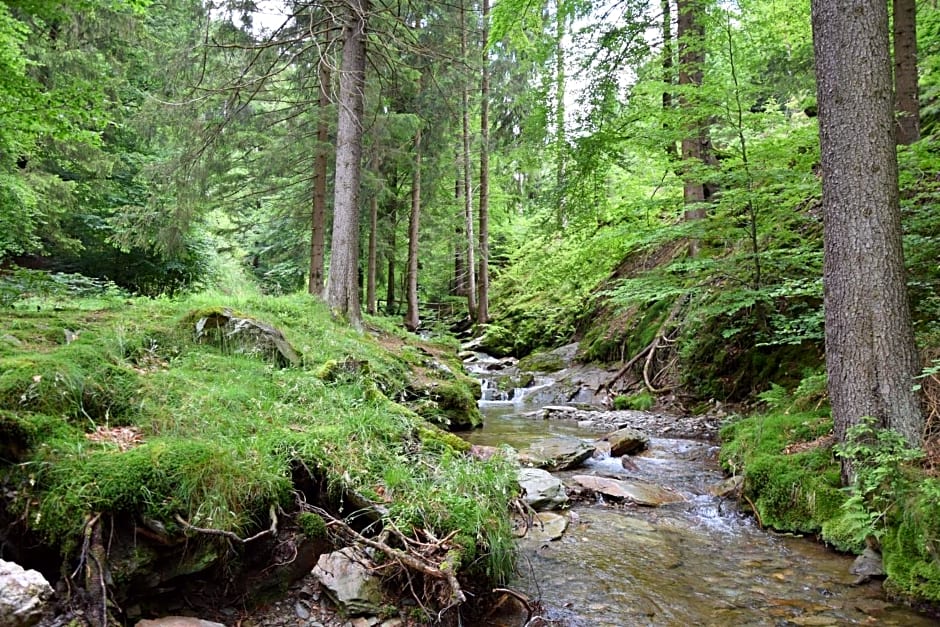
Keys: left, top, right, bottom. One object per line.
{"left": 314, "top": 507, "right": 466, "bottom": 604}
{"left": 175, "top": 504, "right": 278, "bottom": 544}
{"left": 742, "top": 493, "right": 763, "bottom": 529}
{"left": 492, "top": 588, "right": 534, "bottom": 624}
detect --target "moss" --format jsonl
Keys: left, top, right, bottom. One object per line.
{"left": 613, "top": 391, "right": 655, "bottom": 411}
{"left": 720, "top": 412, "right": 843, "bottom": 534}
{"left": 881, "top": 485, "right": 940, "bottom": 602}
{"left": 296, "top": 512, "right": 328, "bottom": 539}
{"left": 414, "top": 379, "right": 482, "bottom": 431}
{"left": 517, "top": 350, "right": 565, "bottom": 373}
{"left": 416, "top": 424, "right": 472, "bottom": 453}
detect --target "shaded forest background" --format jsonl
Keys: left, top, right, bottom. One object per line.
{"left": 2, "top": 0, "right": 940, "bottom": 407}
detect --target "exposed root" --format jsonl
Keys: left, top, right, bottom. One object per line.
{"left": 603, "top": 298, "right": 685, "bottom": 395}
{"left": 311, "top": 506, "right": 467, "bottom": 606}
{"left": 175, "top": 504, "right": 278, "bottom": 544}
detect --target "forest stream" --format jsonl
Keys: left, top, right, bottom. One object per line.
{"left": 461, "top": 358, "right": 935, "bottom": 627}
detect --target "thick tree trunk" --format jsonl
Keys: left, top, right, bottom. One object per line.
{"left": 308, "top": 56, "right": 331, "bottom": 297}
{"left": 478, "top": 0, "right": 491, "bottom": 325}
{"left": 677, "top": 0, "right": 707, "bottom": 231}
{"left": 893, "top": 0, "right": 920, "bottom": 145}
{"left": 366, "top": 192, "right": 378, "bottom": 315}
{"left": 811, "top": 0, "right": 924, "bottom": 455}
{"left": 326, "top": 0, "right": 368, "bottom": 328}
{"left": 404, "top": 126, "right": 422, "bottom": 331}
{"left": 460, "top": 0, "right": 477, "bottom": 320}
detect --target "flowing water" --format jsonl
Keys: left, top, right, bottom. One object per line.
{"left": 462, "top": 380, "right": 935, "bottom": 626}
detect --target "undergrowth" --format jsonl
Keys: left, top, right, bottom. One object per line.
{"left": 0, "top": 292, "right": 515, "bottom": 586}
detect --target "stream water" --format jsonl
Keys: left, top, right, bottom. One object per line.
{"left": 463, "top": 381, "right": 935, "bottom": 626}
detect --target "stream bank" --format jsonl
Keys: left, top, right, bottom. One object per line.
{"left": 463, "top": 351, "right": 936, "bottom": 626}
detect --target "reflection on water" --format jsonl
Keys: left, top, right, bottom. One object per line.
{"left": 464, "top": 405, "right": 935, "bottom": 626}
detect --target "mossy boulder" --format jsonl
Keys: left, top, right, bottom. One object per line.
{"left": 187, "top": 307, "right": 301, "bottom": 367}
{"left": 414, "top": 380, "right": 483, "bottom": 431}
{"left": 517, "top": 350, "right": 565, "bottom": 373}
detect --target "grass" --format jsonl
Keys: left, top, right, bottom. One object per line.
{"left": 0, "top": 291, "right": 515, "bottom": 588}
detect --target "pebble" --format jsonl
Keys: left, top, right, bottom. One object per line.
{"left": 295, "top": 601, "right": 310, "bottom": 620}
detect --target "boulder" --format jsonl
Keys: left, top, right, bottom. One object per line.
{"left": 571, "top": 475, "right": 684, "bottom": 506}
{"left": 707, "top": 475, "right": 745, "bottom": 498}
{"left": 604, "top": 427, "right": 650, "bottom": 456}
{"left": 192, "top": 308, "right": 301, "bottom": 367}
{"left": 136, "top": 618, "right": 225, "bottom": 627}
{"left": 312, "top": 547, "right": 385, "bottom": 616}
{"left": 517, "top": 467, "right": 569, "bottom": 510}
{"left": 523, "top": 437, "right": 595, "bottom": 471}
{"left": 850, "top": 547, "right": 885, "bottom": 585}
{"left": 526, "top": 512, "right": 569, "bottom": 542}
{"left": 0, "top": 559, "right": 53, "bottom": 627}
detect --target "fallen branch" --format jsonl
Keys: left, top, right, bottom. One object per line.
{"left": 175, "top": 504, "right": 278, "bottom": 544}
{"left": 597, "top": 342, "right": 653, "bottom": 395}
{"left": 313, "top": 506, "right": 466, "bottom": 605}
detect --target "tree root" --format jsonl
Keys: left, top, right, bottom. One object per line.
{"left": 601, "top": 298, "right": 686, "bottom": 395}
{"left": 175, "top": 504, "right": 278, "bottom": 544}
{"left": 311, "top": 506, "right": 467, "bottom": 606}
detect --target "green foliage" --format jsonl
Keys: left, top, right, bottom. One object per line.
{"left": 613, "top": 391, "right": 654, "bottom": 411}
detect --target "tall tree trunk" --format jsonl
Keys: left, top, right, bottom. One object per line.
{"left": 478, "top": 0, "right": 491, "bottom": 325}
{"left": 385, "top": 199, "right": 398, "bottom": 315}
{"left": 405, "top": 125, "right": 422, "bottom": 331}
{"left": 662, "top": 0, "right": 679, "bottom": 160}
{"left": 326, "top": 0, "right": 368, "bottom": 328}
{"left": 811, "top": 0, "right": 924, "bottom": 458}
{"left": 366, "top": 192, "right": 378, "bottom": 315}
{"left": 460, "top": 0, "right": 477, "bottom": 320}
{"left": 893, "top": 0, "right": 920, "bottom": 145}
{"left": 309, "top": 54, "right": 331, "bottom": 297}
{"left": 677, "top": 0, "right": 707, "bottom": 256}
{"left": 454, "top": 176, "right": 466, "bottom": 296}
{"left": 554, "top": 0, "right": 567, "bottom": 228}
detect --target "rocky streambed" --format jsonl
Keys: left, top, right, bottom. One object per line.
{"left": 462, "top": 403, "right": 935, "bottom": 626}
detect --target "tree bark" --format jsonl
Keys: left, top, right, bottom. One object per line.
{"left": 677, "top": 0, "right": 706, "bottom": 230}
{"left": 326, "top": 0, "right": 368, "bottom": 328}
{"left": 366, "top": 192, "right": 378, "bottom": 315}
{"left": 662, "top": 0, "right": 679, "bottom": 160}
{"left": 404, "top": 124, "right": 422, "bottom": 331}
{"left": 554, "top": 0, "right": 567, "bottom": 228}
{"left": 811, "top": 0, "right": 924, "bottom": 455}
{"left": 478, "top": 0, "right": 491, "bottom": 325}
{"left": 460, "top": 0, "right": 477, "bottom": 320}
{"left": 385, "top": 199, "right": 398, "bottom": 315}
{"left": 309, "top": 53, "right": 331, "bottom": 297}
{"left": 893, "top": 0, "right": 920, "bottom": 145}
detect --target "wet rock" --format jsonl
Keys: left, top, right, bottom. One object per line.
{"left": 707, "top": 475, "right": 744, "bottom": 498}
{"left": 135, "top": 618, "right": 225, "bottom": 627}
{"left": 0, "top": 560, "right": 52, "bottom": 627}
{"left": 526, "top": 512, "right": 569, "bottom": 541}
{"left": 850, "top": 548, "right": 885, "bottom": 585}
{"left": 312, "top": 548, "right": 385, "bottom": 616}
{"left": 517, "top": 467, "right": 569, "bottom": 510}
{"left": 523, "top": 436, "right": 595, "bottom": 471}
{"left": 571, "top": 475, "right": 685, "bottom": 506}
{"left": 604, "top": 426, "right": 650, "bottom": 456}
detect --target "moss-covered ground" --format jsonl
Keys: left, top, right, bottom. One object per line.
{"left": 0, "top": 291, "right": 514, "bottom": 612}
{"left": 720, "top": 388, "right": 940, "bottom": 607}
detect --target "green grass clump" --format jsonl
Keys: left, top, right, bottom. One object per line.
{"left": 613, "top": 391, "right": 655, "bottom": 411}
{"left": 0, "top": 291, "right": 516, "bottom": 590}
